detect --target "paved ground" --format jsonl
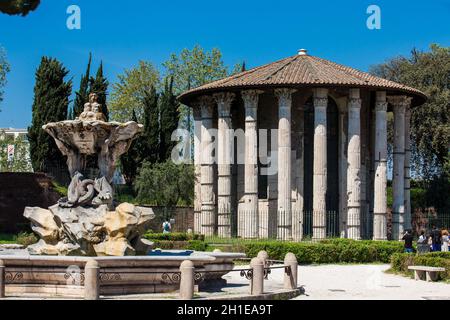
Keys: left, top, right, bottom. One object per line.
{"left": 1, "top": 247, "right": 449, "bottom": 300}
{"left": 291, "top": 264, "right": 450, "bottom": 300}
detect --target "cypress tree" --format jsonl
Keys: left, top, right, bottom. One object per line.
{"left": 159, "top": 77, "right": 180, "bottom": 161}
{"left": 120, "top": 86, "right": 160, "bottom": 185}
{"left": 72, "top": 53, "right": 92, "bottom": 118}
{"left": 141, "top": 86, "right": 160, "bottom": 163}
{"left": 28, "top": 57, "right": 72, "bottom": 173}
{"left": 89, "top": 61, "right": 109, "bottom": 120}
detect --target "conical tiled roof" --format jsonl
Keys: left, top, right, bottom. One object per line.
{"left": 178, "top": 51, "right": 427, "bottom": 105}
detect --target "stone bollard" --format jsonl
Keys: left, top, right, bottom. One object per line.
{"left": 250, "top": 257, "right": 264, "bottom": 295}
{"left": 284, "top": 252, "right": 298, "bottom": 290}
{"left": 257, "top": 250, "right": 269, "bottom": 266}
{"left": 0, "top": 259, "right": 5, "bottom": 298}
{"left": 84, "top": 259, "right": 100, "bottom": 300}
{"left": 179, "top": 260, "right": 195, "bottom": 300}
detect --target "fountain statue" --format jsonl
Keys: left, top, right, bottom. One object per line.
{"left": 23, "top": 93, "right": 154, "bottom": 256}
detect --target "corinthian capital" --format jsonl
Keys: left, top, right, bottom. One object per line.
{"left": 274, "top": 88, "right": 296, "bottom": 107}
{"left": 198, "top": 95, "right": 215, "bottom": 118}
{"left": 387, "top": 95, "right": 412, "bottom": 108}
{"left": 375, "top": 101, "right": 388, "bottom": 112}
{"left": 213, "top": 92, "right": 235, "bottom": 118}
{"left": 241, "top": 90, "right": 264, "bottom": 107}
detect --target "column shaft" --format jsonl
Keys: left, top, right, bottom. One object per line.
{"left": 373, "top": 91, "right": 388, "bottom": 240}
{"left": 404, "top": 108, "right": 412, "bottom": 230}
{"left": 214, "top": 92, "right": 235, "bottom": 238}
{"left": 200, "top": 96, "right": 216, "bottom": 236}
{"left": 390, "top": 96, "right": 410, "bottom": 239}
{"left": 346, "top": 89, "right": 362, "bottom": 240}
{"left": 275, "top": 88, "right": 295, "bottom": 241}
{"left": 241, "top": 90, "right": 262, "bottom": 239}
{"left": 338, "top": 104, "right": 348, "bottom": 237}
{"left": 193, "top": 106, "right": 202, "bottom": 234}
{"left": 313, "top": 88, "right": 328, "bottom": 240}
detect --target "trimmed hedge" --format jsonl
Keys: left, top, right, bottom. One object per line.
{"left": 143, "top": 232, "right": 205, "bottom": 242}
{"left": 211, "top": 239, "right": 405, "bottom": 264}
{"left": 151, "top": 240, "right": 208, "bottom": 251}
{"left": 390, "top": 252, "right": 450, "bottom": 281}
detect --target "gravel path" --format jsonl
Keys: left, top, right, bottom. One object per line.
{"left": 289, "top": 264, "right": 450, "bottom": 300}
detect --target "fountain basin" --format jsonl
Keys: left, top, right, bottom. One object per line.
{"left": 0, "top": 251, "right": 245, "bottom": 297}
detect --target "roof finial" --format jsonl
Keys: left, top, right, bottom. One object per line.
{"left": 298, "top": 48, "right": 307, "bottom": 56}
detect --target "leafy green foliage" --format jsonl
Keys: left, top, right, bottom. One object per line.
{"left": 143, "top": 232, "right": 204, "bottom": 241}
{"left": 150, "top": 240, "right": 208, "bottom": 251}
{"left": 0, "top": 46, "right": 10, "bottom": 111}
{"left": 390, "top": 252, "right": 450, "bottom": 281}
{"left": 27, "top": 57, "right": 72, "bottom": 172}
{"left": 211, "top": 239, "right": 405, "bottom": 264}
{"left": 134, "top": 160, "right": 194, "bottom": 207}
{"left": 109, "top": 61, "right": 160, "bottom": 122}
{"left": 70, "top": 53, "right": 92, "bottom": 119}
{"left": 159, "top": 77, "right": 180, "bottom": 161}
{"left": 370, "top": 44, "right": 450, "bottom": 179}
{"left": 0, "top": 0, "right": 40, "bottom": 16}
{"left": 89, "top": 62, "right": 109, "bottom": 120}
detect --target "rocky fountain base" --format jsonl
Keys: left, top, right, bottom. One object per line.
{"left": 24, "top": 202, "right": 154, "bottom": 256}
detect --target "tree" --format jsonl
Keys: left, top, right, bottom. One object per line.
{"left": 0, "top": 0, "right": 40, "bottom": 16}
{"left": 89, "top": 62, "right": 109, "bottom": 120}
{"left": 28, "top": 57, "right": 72, "bottom": 173}
{"left": 134, "top": 160, "right": 194, "bottom": 209}
{"left": 159, "top": 77, "right": 180, "bottom": 161}
{"left": 163, "top": 45, "right": 235, "bottom": 160}
{"left": 71, "top": 53, "right": 92, "bottom": 119}
{"left": 0, "top": 131, "right": 32, "bottom": 172}
{"left": 0, "top": 46, "right": 10, "bottom": 112}
{"left": 370, "top": 44, "right": 450, "bottom": 180}
{"left": 109, "top": 61, "right": 160, "bottom": 122}
{"left": 120, "top": 86, "right": 160, "bottom": 184}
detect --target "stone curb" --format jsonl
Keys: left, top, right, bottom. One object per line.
{"left": 197, "top": 288, "right": 302, "bottom": 301}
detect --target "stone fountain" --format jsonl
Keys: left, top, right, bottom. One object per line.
{"left": 23, "top": 93, "right": 153, "bottom": 256}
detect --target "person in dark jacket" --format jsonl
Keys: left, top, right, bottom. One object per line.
{"left": 430, "top": 225, "right": 442, "bottom": 252}
{"left": 402, "top": 230, "right": 414, "bottom": 253}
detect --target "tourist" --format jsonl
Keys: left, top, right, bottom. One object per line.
{"left": 430, "top": 225, "right": 442, "bottom": 252}
{"left": 442, "top": 229, "right": 449, "bottom": 252}
{"left": 402, "top": 230, "right": 414, "bottom": 253}
{"left": 162, "top": 220, "right": 172, "bottom": 234}
{"left": 417, "top": 230, "right": 429, "bottom": 254}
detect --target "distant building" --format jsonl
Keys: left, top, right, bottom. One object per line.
{"left": 0, "top": 127, "right": 33, "bottom": 172}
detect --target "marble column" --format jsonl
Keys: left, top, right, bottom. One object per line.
{"left": 313, "top": 88, "right": 328, "bottom": 240}
{"left": 193, "top": 104, "right": 202, "bottom": 234}
{"left": 338, "top": 100, "right": 348, "bottom": 238}
{"left": 275, "top": 88, "right": 296, "bottom": 241}
{"left": 241, "top": 90, "right": 263, "bottom": 239}
{"left": 373, "top": 91, "right": 388, "bottom": 240}
{"left": 389, "top": 96, "right": 410, "bottom": 239}
{"left": 200, "top": 96, "right": 216, "bottom": 237}
{"left": 214, "top": 92, "right": 235, "bottom": 238}
{"left": 404, "top": 107, "right": 412, "bottom": 231}
{"left": 346, "top": 89, "right": 362, "bottom": 240}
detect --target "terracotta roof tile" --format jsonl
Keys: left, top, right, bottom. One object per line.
{"left": 178, "top": 53, "right": 427, "bottom": 105}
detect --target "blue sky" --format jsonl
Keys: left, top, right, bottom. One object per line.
{"left": 0, "top": 0, "right": 449, "bottom": 128}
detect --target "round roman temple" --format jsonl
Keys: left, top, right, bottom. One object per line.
{"left": 178, "top": 49, "right": 427, "bottom": 241}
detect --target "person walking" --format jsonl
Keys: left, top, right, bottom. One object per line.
{"left": 430, "top": 225, "right": 442, "bottom": 252}
{"left": 442, "top": 229, "right": 449, "bottom": 252}
{"left": 402, "top": 230, "right": 414, "bottom": 253}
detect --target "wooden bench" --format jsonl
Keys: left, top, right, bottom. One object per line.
{"left": 408, "top": 266, "right": 446, "bottom": 282}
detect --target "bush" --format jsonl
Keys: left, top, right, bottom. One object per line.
{"left": 144, "top": 232, "right": 205, "bottom": 242}
{"left": 13, "top": 232, "right": 38, "bottom": 246}
{"left": 210, "top": 238, "right": 405, "bottom": 264}
{"left": 151, "top": 240, "right": 208, "bottom": 251}
{"left": 390, "top": 252, "right": 450, "bottom": 281}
